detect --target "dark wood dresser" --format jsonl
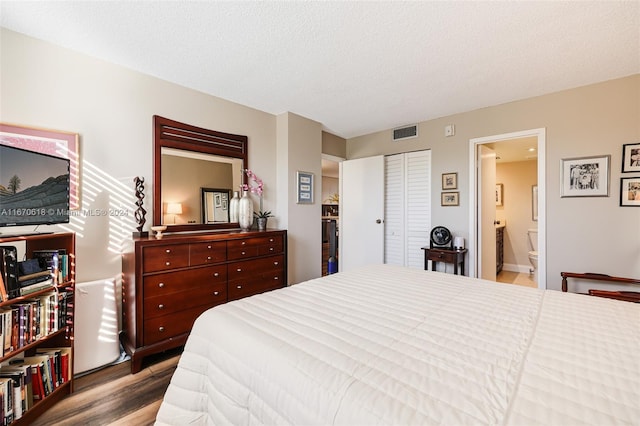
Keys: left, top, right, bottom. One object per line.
{"left": 121, "top": 229, "right": 287, "bottom": 373}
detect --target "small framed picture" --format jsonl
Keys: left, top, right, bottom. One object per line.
{"left": 560, "top": 155, "right": 610, "bottom": 197}
{"left": 441, "top": 192, "right": 459, "bottom": 206}
{"left": 442, "top": 172, "right": 457, "bottom": 190}
{"left": 495, "top": 183, "right": 503, "bottom": 206}
{"left": 296, "top": 171, "right": 314, "bottom": 204}
{"left": 620, "top": 177, "right": 640, "bottom": 207}
{"left": 622, "top": 142, "right": 640, "bottom": 173}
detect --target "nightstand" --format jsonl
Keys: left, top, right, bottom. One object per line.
{"left": 421, "top": 247, "right": 468, "bottom": 275}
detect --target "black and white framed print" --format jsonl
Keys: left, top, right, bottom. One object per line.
{"left": 442, "top": 172, "right": 457, "bottom": 190}
{"left": 620, "top": 177, "right": 640, "bottom": 207}
{"left": 441, "top": 192, "right": 459, "bottom": 206}
{"left": 622, "top": 143, "right": 640, "bottom": 173}
{"left": 296, "top": 171, "right": 314, "bottom": 204}
{"left": 560, "top": 155, "right": 610, "bottom": 197}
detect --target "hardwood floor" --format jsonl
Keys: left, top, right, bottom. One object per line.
{"left": 31, "top": 348, "right": 182, "bottom": 426}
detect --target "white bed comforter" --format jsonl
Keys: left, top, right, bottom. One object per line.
{"left": 155, "top": 264, "right": 639, "bottom": 425}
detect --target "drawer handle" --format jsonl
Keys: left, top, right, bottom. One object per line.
{"left": 214, "top": 272, "right": 219, "bottom": 277}
{"left": 237, "top": 268, "right": 242, "bottom": 272}
{"left": 213, "top": 291, "right": 219, "bottom": 296}
{"left": 159, "top": 326, "right": 165, "bottom": 332}
{"left": 158, "top": 304, "right": 164, "bottom": 310}
{"left": 165, "top": 249, "right": 171, "bottom": 253}
{"left": 274, "top": 276, "right": 279, "bottom": 280}
{"left": 269, "top": 238, "right": 274, "bottom": 242}
{"left": 274, "top": 261, "right": 279, "bottom": 265}
{"left": 269, "top": 247, "right": 274, "bottom": 251}
{"left": 207, "top": 256, "right": 212, "bottom": 260}
{"left": 207, "top": 245, "right": 212, "bottom": 249}
{"left": 165, "top": 261, "right": 171, "bottom": 266}
{"left": 158, "top": 282, "right": 165, "bottom": 288}
{"left": 241, "top": 241, "right": 246, "bottom": 245}
{"left": 236, "top": 285, "right": 242, "bottom": 289}
{"left": 241, "top": 251, "right": 246, "bottom": 255}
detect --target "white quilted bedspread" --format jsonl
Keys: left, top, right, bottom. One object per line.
{"left": 155, "top": 264, "right": 639, "bottom": 425}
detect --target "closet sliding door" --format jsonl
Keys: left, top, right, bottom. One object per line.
{"left": 384, "top": 150, "right": 431, "bottom": 268}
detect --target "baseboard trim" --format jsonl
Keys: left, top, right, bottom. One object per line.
{"left": 503, "top": 263, "right": 533, "bottom": 274}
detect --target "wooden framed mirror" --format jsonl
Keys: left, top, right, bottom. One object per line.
{"left": 153, "top": 115, "right": 248, "bottom": 232}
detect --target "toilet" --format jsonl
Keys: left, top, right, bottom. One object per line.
{"left": 527, "top": 228, "right": 538, "bottom": 281}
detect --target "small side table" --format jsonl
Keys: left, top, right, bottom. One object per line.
{"left": 421, "top": 247, "right": 468, "bottom": 275}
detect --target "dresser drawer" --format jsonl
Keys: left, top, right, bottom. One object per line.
{"left": 144, "top": 265, "right": 227, "bottom": 297}
{"left": 143, "top": 304, "right": 212, "bottom": 346}
{"left": 143, "top": 244, "right": 190, "bottom": 272}
{"left": 228, "top": 271, "right": 285, "bottom": 301}
{"left": 144, "top": 281, "right": 227, "bottom": 319}
{"left": 228, "top": 255, "right": 284, "bottom": 281}
{"left": 228, "top": 235, "right": 284, "bottom": 260}
{"left": 190, "top": 241, "right": 226, "bottom": 266}
{"left": 257, "top": 235, "right": 284, "bottom": 256}
{"left": 427, "top": 250, "right": 458, "bottom": 263}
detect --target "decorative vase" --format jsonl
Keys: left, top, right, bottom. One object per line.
{"left": 256, "top": 217, "right": 267, "bottom": 231}
{"left": 238, "top": 190, "right": 254, "bottom": 231}
{"left": 229, "top": 191, "right": 240, "bottom": 223}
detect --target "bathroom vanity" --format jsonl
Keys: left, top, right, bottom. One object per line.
{"left": 496, "top": 223, "right": 505, "bottom": 274}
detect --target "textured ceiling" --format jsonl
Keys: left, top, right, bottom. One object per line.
{"left": 1, "top": 1, "right": 639, "bottom": 139}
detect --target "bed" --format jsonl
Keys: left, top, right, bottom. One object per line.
{"left": 155, "top": 264, "right": 639, "bottom": 425}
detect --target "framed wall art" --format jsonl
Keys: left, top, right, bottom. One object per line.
{"left": 441, "top": 192, "right": 459, "bottom": 206}
{"left": 296, "top": 171, "right": 314, "bottom": 204}
{"left": 560, "top": 155, "right": 610, "bottom": 198}
{"left": 495, "top": 183, "right": 503, "bottom": 206}
{"left": 442, "top": 172, "right": 457, "bottom": 190}
{"left": 621, "top": 142, "right": 640, "bottom": 173}
{"left": 620, "top": 177, "right": 640, "bottom": 207}
{"left": 0, "top": 122, "right": 80, "bottom": 209}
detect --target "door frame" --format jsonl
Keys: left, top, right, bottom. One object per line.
{"left": 468, "top": 128, "right": 546, "bottom": 289}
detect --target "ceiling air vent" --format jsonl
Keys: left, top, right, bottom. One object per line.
{"left": 392, "top": 125, "right": 418, "bottom": 141}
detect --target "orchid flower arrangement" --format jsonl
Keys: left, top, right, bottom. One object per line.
{"left": 242, "top": 169, "right": 272, "bottom": 219}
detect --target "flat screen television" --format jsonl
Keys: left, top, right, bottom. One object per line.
{"left": 0, "top": 145, "right": 70, "bottom": 227}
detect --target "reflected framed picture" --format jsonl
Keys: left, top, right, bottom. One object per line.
{"left": 442, "top": 172, "right": 457, "bottom": 190}
{"left": 296, "top": 171, "right": 314, "bottom": 204}
{"left": 622, "top": 142, "right": 640, "bottom": 173}
{"left": 495, "top": 183, "right": 503, "bottom": 206}
{"left": 441, "top": 192, "right": 459, "bottom": 206}
{"left": 0, "top": 122, "right": 80, "bottom": 209}
{"left": 620, "top": 177, "right": 640, "bottom": 207}
{"left": 560, "top": 155, "right": 610, "bottom": 197}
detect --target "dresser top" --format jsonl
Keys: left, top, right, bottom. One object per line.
{"left": 131, "top": 228, "right": 286, "bottom": 246}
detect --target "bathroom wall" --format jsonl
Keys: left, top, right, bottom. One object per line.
{"left": 496, "top": 160, "right": 538, "bottom": 272}
{"left": 322, "top": 176, "right": 339, "bottom": 204}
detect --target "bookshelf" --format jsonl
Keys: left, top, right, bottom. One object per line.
{"left": 0, "top": 232, "right": 75, "bottom": 424}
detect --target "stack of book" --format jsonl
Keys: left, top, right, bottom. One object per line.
{"left": 0, "top": 247, "right": 68, "bottom": 302}
{"left": 0, "top": 291, "right": 72, "bottom": 355}
{"left": 0, "top": 347, "right": 72, "bottom": 422}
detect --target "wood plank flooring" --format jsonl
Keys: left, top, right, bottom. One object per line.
{"left": 31, "top": 348, "right": 181, "bottom": 426}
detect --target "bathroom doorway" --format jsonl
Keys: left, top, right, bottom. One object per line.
{"left": 469, "top": 129, "right": 546, "bottom": 290}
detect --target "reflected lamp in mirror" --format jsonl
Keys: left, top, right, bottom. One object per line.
{"left": 166, "top": 202, "right": 183, "bottom": 224}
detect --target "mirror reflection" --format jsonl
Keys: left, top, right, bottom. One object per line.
{"left": 202, "top": 188, "right": 231, "bottom": 223}
{"left": 161, "top": 147, "right": 243, "bottom": 226}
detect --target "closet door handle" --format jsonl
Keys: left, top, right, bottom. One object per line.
{"left": 376, "top": 219, "right": 382, "bottom": 224}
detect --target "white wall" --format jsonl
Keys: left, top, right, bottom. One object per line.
{"left": 0, "top": 29, "right": 287, "bottom": 282}
{"left": 347, "top": 75, "right": 640, "bottom": 290}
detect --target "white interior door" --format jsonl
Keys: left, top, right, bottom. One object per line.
{"left": 339, "top": 156, "right": 385, "bottom": 272}
{"left": 479, "top": 145, "right": 497, "bottom": 281}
